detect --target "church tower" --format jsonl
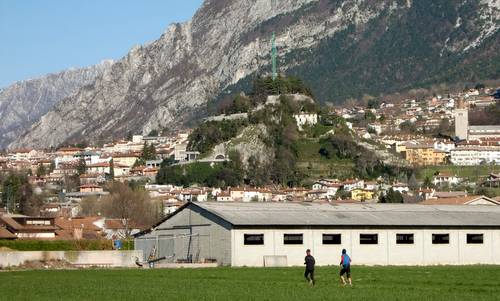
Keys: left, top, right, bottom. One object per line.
{"left": 454, "top": 98, "right": 468, "bottom": 140}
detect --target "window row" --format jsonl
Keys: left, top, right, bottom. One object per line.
{"left": 243, "top": 233, "right": 485, "bottom": 245}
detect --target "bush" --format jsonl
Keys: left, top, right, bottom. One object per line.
{"left": 156, "top": 159, "right": 244, "bottom": 188}
{"left": 0, "top": 240, "right": 134, "bottom": 251}
{"left": 187, "top": 119, "right": 248, "bottom": 154}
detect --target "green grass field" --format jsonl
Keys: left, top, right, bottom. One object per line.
{"left": 417, "top": 165, "right": 500, "bottom": 181}
{"left": 1, "top": 266, "right": 499, "bottom": 300}
{"left": 296, "top": 138, "right": 355, "bottom": 180}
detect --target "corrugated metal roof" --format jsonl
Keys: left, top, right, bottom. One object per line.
{"left": 193, "top": 202, "right": 500, "bottom": 227}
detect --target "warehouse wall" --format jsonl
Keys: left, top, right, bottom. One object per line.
{"left": 231, "top": 228, "right": 500, "bottom": 267}
{"left": 135, "top": 204, "right": 232, "bottom": 265}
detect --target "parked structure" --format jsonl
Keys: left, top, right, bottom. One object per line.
{"left": 135, "top": 202, "right": 500, "bottom": 266}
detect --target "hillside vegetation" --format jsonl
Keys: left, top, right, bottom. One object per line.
{"left": 158, "top": 76, "right": 410, "bottom": 187}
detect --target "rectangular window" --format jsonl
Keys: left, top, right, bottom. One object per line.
{"left": 322, "top": 234, "right": 341, "bottom": 245}
{"left": 396, "top": 233, "right": 414, "bottom": 244}
{"left": 466, "top": 234, "right": 483, "bottom": 244}
{"left": 360, "top": 234, "right": 378, "bottom": 245}
{"left": 244, "top": 234, "right": 264, "bottom": 245}
{"left": 284, "top": 234, "right": 303, "bottom": 245}
{"left": 432, "top": 234, "right": 449, "bottom": 244}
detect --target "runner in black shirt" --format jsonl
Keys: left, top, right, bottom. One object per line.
{"left": 304, "top": 249, "right": 315, "bottom": 286}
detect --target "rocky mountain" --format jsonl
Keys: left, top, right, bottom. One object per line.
{"left": 10, "top": 0, "right": 500, "bottom": 149}
{"left": 0, "top": 61, "right": 112, "bottom": 149}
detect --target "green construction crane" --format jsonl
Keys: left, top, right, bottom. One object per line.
{"left": 271, "top": 32, "right": 277, "bottom": 80}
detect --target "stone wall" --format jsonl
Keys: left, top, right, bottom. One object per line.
{"left": 0, "top": 250, "right": 143, "bottom": 268}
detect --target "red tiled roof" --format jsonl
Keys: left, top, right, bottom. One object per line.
{"left": 0, "top": 227, "right": 16, "bottom": 239}
{"left": 0, "top": 216, "right": 57, "bottom": 232}
{"left": 57, "top": 147, "right": 82, "bottom": 152}
{"left": 79, "top": 184, "right": 102, "bottom": 189}
{"left": 87, "top": 162, "right": 110, "bottom": 168}
{"left": 104, "top": 219, "right": 142, "bottom": 230}
{"left": 435, "top": 172, "right": 454, "bottom": 177}
{"left": 112, "top": 153, "right": 140, "bottom": 158}
{"left": 11, "top": 148, "right": 33, "bottom": 153}
{"left": 55, "top": 217, "right": 102, "bottom": 232}
{"left": 420, "top": 196, "right": 498, "bottom": 205}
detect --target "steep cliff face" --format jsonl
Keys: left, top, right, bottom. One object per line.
{"left": 10, "top": 0, "right": 500, "bottom": 149}
{"left": 0, "top": 61, "right": 112, "bottom": 148}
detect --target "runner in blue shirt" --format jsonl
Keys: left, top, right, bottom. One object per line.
{"left": 339, "top": 249, "right": 352, "bottom": 286}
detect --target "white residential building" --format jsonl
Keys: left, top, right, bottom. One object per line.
{"left": 293, "top": 113, "right": 318, "bottom": 131}
{"left": 312, "top": 181, "right": 342, "bottom": 197}
{"left": 343, "top": 179, "right": 364, "bottom": 192}
{"left": 433, "top": 141, "right": 455, "bottom": 153}
{"left": 392, "top": 183, "right": 410, "bottom": 194}
{"left": 432, "top": 173, "right": 460, "bottom": 186}
{"left": 450, "top": 146, "right": 500, "bottom": 165}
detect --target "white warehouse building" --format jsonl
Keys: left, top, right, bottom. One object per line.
{"left": 135, "top": 202, "right": 500, "bottom": 267}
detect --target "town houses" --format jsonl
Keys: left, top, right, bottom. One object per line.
{"left": 0, "top": 85, "right": 499, "bottom": 243}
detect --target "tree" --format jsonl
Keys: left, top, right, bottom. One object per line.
{"left": 80, "top": 196, "right": 101, "bottom": 216}
{"left": 63, "top": 175, "right": 80, "bottom": 192}
{"left": 334, "top": 189, "right": 351, "bottom": 200}
{"left": 247, "top": 155, "right": 268, "bottom": 187}
{"left": 21, "top": 193, "right": 43, "bottom": 216}
{"left": 109, "top": 159, "right": 115, "bottom": 180}
{"left": 49, "top": 161, "right": 56, "bottom": 173}
{"left": 437, "top": 118, "right": 450, "bottom": 133}
{"left": 100, "top": 182, "right": 162, "bottom": 233}
{"left": 408, "top": 173, "right": 419, "bottom": 191}
{"left": 148, "top": 129, "right": 159, "bottom": 137}
{"left": 364, "top": 110, "right": 376, "bottom": 122}
{"left": 160, "top": 156, "right": 175, "bottom": 167}
{"left": 137, "top": 142, "right": 157, "bottom": 165}
{"left": 1, "top": 173, "right": 40, "bottom": 214}
{"left": 36, "top": 164, "right": 47, "bottom": 177}
{"left": 367, "top": 99, "right": 380, "bottom": 109}
{"left": 474, "top": 187, "right": 496, "bottom": 198}
{"left": 399, "top": 121, "right": 417, "bottom": 133}
{"left": 126, "top": 131, "right": 133, "bottom": 141}
{"left": 423, "top": 176, "right": 433, "bottom": 188}
{"left": 187, "top": 119, "right": 248, "bottom": 154}
{"left": 379, "top": 189, "right": 404, "bottom": 203}
{"left": 76, "top": 158, "right": 86, "bottom": 175}
{"left": 1, "top": 173, "right": 22, "bottom": 212}
{"left": 474, "top": 83, "right": 485, "bottom": 90}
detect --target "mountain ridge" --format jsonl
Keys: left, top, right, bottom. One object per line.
{"left": 0, "top": 60, "right": 113, "bottom": 149}
{"left": 8, "top": 0, "right": 500, "bottom": 149}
